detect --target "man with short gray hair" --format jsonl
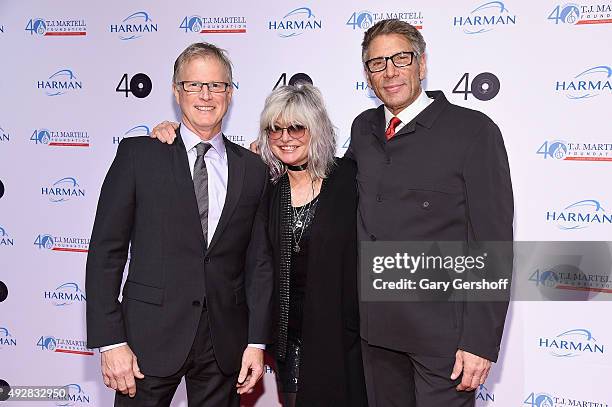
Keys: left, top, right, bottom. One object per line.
{"left": 86, "top": 42, "right": 273, "bottom": 406}
{"left": 347, "top": 19, "right": 513, "bottom": 406}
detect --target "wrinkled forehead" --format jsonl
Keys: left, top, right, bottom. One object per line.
{"left": 365, "top": 33, "right": 418, "bottom": 61}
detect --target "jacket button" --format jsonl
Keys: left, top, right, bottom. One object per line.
{"left": 386, "top": 158, "right": 391, "bottom": 165}
{"left": 422, "top": 201, "right": 430, "bottom": 208}
{"left": 370, "top": 234, "right": 377, "bottom": 241}
{"left": 376, "top": 195, "right": 383, "bottom": 202}
{"left": 204, "top": 257, "right": 211, "bottom": 264}
{"left": 192, "top": 300, "right": 201, "bottom": 307}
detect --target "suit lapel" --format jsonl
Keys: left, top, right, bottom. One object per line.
{"left": 207, "top": 136, "right": 245, "bottom": 252}
{"left": 170, "top": 127, "right": 206, "bottom": 251}
{"left": 392, "top": 119, "right": 417, "bottom": 140}
{"left": 370, "top": 105, "right": 387, "bottom": 147}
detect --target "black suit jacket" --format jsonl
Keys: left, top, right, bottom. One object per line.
{"left": 347, "top": 91, "right": 513, "bottom": 362}
{"left": 86, "top": 129, "right": 274, "bottom": 376}
{"left": 268, "top": 158, "right": 367, "bottom": 406}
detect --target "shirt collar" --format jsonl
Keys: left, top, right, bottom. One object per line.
{"left": 384, "top": 89, "right": 433, "bottom": 128}
{"left": 181, "top": 123, "right": 226, "bottom": 159}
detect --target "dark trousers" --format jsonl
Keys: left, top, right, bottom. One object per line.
{"left": 361, "top": 339, "right": 475, "bottom": 407}
{"left": 115, "top": 307, "right": 239, "bottom": 407}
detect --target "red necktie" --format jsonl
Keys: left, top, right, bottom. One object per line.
{"left": 385, "top": 117, "right": 402, "bottom": 140}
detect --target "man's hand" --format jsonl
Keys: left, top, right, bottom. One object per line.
{"left": 235, "top": 347, "right": 264, "bottom": 395}
{"left": 249, "top": 140, "right": 259, "bottom": 154}
{"left": 101, "top": 344, "right": 145, "bottom": 397}
{"left": 450, "top": 349, "right": 491, "bottom": 391}
{"left": 151, "top": 121, "right": 179, "bottom": 144}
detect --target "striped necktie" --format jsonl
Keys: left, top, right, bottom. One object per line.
{"left": 193, "top": 142, "right": 212, "bottom": 246}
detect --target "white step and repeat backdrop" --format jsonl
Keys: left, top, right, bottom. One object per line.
{"left": 1, "top": 0, "right": 611, "bottom": 406}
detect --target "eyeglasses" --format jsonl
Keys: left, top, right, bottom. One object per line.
{"left": 365, "top": 51, "right": 416, "bottom": 73}
{"left": 178, "top": 81, "right": 230, "bottom": 93}
{"left": 265, "top": 125, "right": 307, "bottom": 140}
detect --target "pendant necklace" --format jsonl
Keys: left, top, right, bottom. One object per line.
{"left": 291, "top": 179, "right": 316, "bottom": 253}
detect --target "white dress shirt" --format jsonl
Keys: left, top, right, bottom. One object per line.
{"left": 101, "top": 124, "right": 264, "bottom": 352}
{"left": 384, "top": 89, "right": 434, "bottom": 134}
{"left": 182, "top": 125, "right": 228, "bottom": 246}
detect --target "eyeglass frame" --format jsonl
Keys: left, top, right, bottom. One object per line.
{"left": 177, "top": 81, "right": 230, "bottom": 93}
{"left": 265, "top": 125, "right": 307, "bottom": 140}
{"left": 364, "top": 51, "right": 417, "bottom": 73}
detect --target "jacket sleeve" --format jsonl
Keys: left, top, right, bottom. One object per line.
{"left": 458, "top": 119, "right": 514, "bottom": 362}
{"left": 86, "top": 139, "right": 136, "bottom": 348}
{"left": 245, "top": 168, "right": 275, "bottom": 344}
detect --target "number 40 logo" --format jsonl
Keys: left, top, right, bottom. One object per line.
{"left": 452, "top": 72, "right": 500, "bottom": 101}
{"left": 116, "top": 73, "right": 153, "bottom": 98}
{"left": 524, "top": 392, "right": 555, "bottom": 407}
{"left": 547, "top": 5, "right": 581, "bottom": 25}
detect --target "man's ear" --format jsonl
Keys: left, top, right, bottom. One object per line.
{"left": 227, "top": 83, "right": 234, "bottom": 103}
{"left": 418, "top": 53, "right": 427, "bottom": 82}
{"left": 172, "top": 83, "right": 180, "bottom": 104}
{"left": 365, "top": 70, "right": 373, "bottom": 88}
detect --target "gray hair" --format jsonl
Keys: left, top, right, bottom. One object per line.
{"left": 173, "top": 42, "right": 233, "bottom": 85}
{"left": 257, "top": 84, "right": 336, "bottom": 183}
{"left": 361, "top": 19, "right": 426, "bottom": 63}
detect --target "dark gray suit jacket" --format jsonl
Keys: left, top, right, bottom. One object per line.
{"left": 347, "top": 91, "right": 513, "bottom": 362}
{"left": 86, "top": 130, "right": 274, "bottom": 376}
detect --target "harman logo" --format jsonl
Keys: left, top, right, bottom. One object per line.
{"left": 346, "top": 10, "right": 424, "bottom": 30}
{"left": 30, "top": 128, "right": 89, "bottom": 147}
{"left": 37, "top": 69, "right": 82, "bottom": 96}
{"left": 110, "top": 11, "right": 158, "bottom": 40}
{"left": 42, "top": 177, "right": 85, "bottom": 203}
{"left": 0, "top": 126, "right": 9, "bottom": 142}
{"left": 0, "top": 327, "right": 17, "bottom": 348}
{"left": 0, "top": 24, "right": 4, "bottom": 34}
{"left": 25, "top": 17, "right": 87, "bottom": 36}
{"left": 548, "top": 3, "right": 612, "bottom": 25}
{"left": 536, "top": 140, "right": 612, "bottom": 161}
{"left": 453, "top": 1, "right": 517, "bottom": 34}
{"left": 0, "top": 226, "right": 15, "bottom": 247}
{"left": 37, "top": 335, "right": 94, "bottom": 356}
{"left": 179, "top": 15, "right": 247, "bottom": 33}
{"left": 555, "top": 65, "right": 612, "bottom": 99}
{"left": 356, "top": 81, "right": 379, "bottom": 99}
{"left": 114, "top": 124, "right": 150, "bottom": 145}
{"left": 268, "top": 7, "right": 322, "bottom": 38}
{"left": 34, "top": 234, "right": 89, "bottom": 253}
{"left": 476, "top": 384, "right": 495, "bottom": 402}
{"left": 546, "top": 199, "right": 611, "bottom": 230}
{"left": 524, "top": 391, "right": 608, "bottom": 407}
{"left": 538, "top": 328, "right": 604, "bottom": 357}
{"left": 44, "top": 282, "right": 86, "bottom": 306}
{"left": 52, "top": 383, "right": 91, "bottom": 405}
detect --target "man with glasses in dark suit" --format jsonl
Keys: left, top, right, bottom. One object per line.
{"left": 86, "top": 42, "right": 273, "bottom": 406}
{"left": 347, "top": 19, "right": 513, "bottom": 407}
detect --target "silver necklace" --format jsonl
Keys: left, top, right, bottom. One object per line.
{"left": 291, "top": 180, "right": 317, "bottom": 253}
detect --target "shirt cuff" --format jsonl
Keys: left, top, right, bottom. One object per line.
{"left": 100, "top": 342, "right": 128, "bottom": 353}
{"left": 248, "top": 343, "right": 266, "bottom": 350}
